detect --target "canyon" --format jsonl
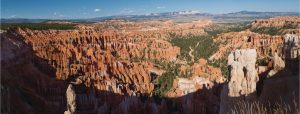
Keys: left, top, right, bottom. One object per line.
{"left": 1, "top": 16, "right": 300, "bottom": 114}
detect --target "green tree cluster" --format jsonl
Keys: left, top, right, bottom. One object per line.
{"left": 170, "top": 34, "right": 217, "bottom": 64}
{"left": 152, "top": 63, "right": 180, "bottom": 96}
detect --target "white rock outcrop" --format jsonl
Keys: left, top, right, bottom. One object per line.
{"left": 64, "top": 84, "right": 76, "bottom": 114}
{"left": 228, "top": 49, "right": 258, "bottom": 96}
{"left": 220, "top": 49, "right": 259, "bottom": 114}
{"left": 177, "top": 77, "right": 212, "bottom": 95}
{"left": 283, "top": 34, "right": 300, "bottom": 60}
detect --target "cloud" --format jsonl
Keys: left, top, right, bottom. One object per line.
{"left": 52, "top": 12, "right": 67, "bottom": 19}
{"left": 9, "top": 15, "right": 17, "bottom": 18}
{"left": 156, "top": 6, "right": 166, "bottom": 9}
{"left": 94, "top": 9, "right": 101, "bottom": 12}
{"left": 120, "top": 8, "right": 134, "bottom": 14}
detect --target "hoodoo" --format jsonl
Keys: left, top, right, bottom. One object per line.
{"left": 220, "top": 49, "right": 259, "bottom": 114}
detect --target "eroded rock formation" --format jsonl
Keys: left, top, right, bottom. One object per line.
{"left": 257, "top": 33, "right": 299, "bottom": 113}
{"left": 15, "top": 27, "right": 180, "bottom": 95}
{"left": 220, "top": 49, "right": 259, "bottom": 114}
{"left": 1, "top": 19, "right": 220, "bottom": 114}
{"left": 64, "top": 84, "right": 76, "bottom": 114}
{"left": 167, "top": 76, "right": 213, "bottom": 97}
{"left": 210, "top": 30, "right": 284, "bottom": 60}
{"left": 179, "top": 58, "right": 224, "bottom": 84}
{"left": 252, "top": 16, "right": 300, "bottom": 28}
{"left": 3, "top": 17, "right": 298, "bottom": 114}
{"left": 220, "top": 42, "right": 299, "bottom": 113}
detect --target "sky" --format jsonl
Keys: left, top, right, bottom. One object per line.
{"left": 1, "top": 0, "right": 299, "bottom": 19}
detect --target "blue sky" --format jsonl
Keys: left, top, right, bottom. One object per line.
{"left": 1, "top": 0, "right": 299, "bottom": 19}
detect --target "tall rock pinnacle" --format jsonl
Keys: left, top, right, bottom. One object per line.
{"left": 64, "top": 84, "right": 76, "bottom": 114}
{"left": 220, "top": 49, "right": 259, "bottom": 114}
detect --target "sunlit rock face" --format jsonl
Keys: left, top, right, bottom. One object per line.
{"left": 220, "top": 49, "right": 259, "bottom": 114}
{"left": 251, "top": 16, "right": 300, "bottom": 28}
{"left": 167, "top": 76, "right": 213, "bottom": 97}
{"left": 11, "top": 19, "right": 213, "bottom": 98}
{"left": 64, "top": 84, "right": 76, "bottom": 114}
{"left": 209, "top": 30, "right": 284, "bottom": 60}
{"left": 178, "top": 58, "right": 224, "bottom": 85}
{"left": 14, "top": 27, "right": 181, "bottom": 95}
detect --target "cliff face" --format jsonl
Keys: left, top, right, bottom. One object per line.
{"left": 1, "top": 30, "right": 68, "bottom": 113}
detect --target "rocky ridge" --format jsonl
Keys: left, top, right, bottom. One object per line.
{"left": 251, "top": 16, "right": 300, "bottom": 28}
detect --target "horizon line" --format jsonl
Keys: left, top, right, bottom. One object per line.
{"left": 1, "top": 10, "right": 299, "bottom": 20}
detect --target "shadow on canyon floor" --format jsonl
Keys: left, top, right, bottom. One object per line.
{"left": 256, "top": 58, "right": 299, "bottom": 99}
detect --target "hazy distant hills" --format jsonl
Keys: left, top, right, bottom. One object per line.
{"left": 213, "top": 11, "right": 299, "bottom": 22}
{"left": 1, "top": 11, "right": 299, "bottom": 23}
{"left": 85, "top": 10, "right": 300, "bottom": 22}
{"left": 1, "top": 18, "right": 49, "bottom": 23}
